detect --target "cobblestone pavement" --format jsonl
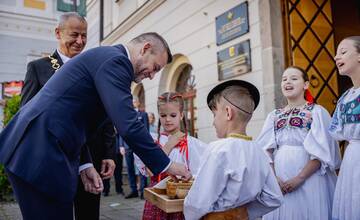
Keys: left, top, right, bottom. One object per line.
{"left": 0, "top": 202, "right": 21, "bottom": 220}
{"left": 0, "top": 180, "right": 145, "bottom": 220}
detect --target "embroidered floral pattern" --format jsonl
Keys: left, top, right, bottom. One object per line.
{"left": 289, "top": 117, "right": 303, "bottom": 127}
{"left": 274, "top": 102, "right": 314, "bottom": 132}
{"left": 276, "top": 119, "right": 287, "bottom": 130}
{"left": 340, "top": 94, "right": 360, "bottom": 124}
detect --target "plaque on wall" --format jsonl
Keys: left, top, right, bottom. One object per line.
{"left": 57, "top": 0, "right": 86, "bottom": 16}
{"left": 215, "top": 2, "right": 249, "bottom": 45}
{"left": 217, "top": 40, "right": 251, "bottom": 80}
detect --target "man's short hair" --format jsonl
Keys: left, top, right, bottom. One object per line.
{"left": 58, "top": 12, "right": 87, "bottom": 29}
{"left": 130, "top": 32, "right": 173, "bottom": 64}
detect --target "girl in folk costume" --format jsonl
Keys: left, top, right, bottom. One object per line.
{"left": 141, "top": 92, "right": 207, "bottom": 220}
{"left": 257, "top": 66, "right": 341, "bottom": 220}
{"left": 330, "top": 36, "right": 360, "bottom": 220}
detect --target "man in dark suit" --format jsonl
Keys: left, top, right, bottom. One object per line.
{"left": 20, "top": 12, "right": 116, "bottom": 220}
{"left": 0, "top": 32, "right": 190, "bottom": 219}
{"left": 21, "top": 12, "right": 87, "bottom": 104}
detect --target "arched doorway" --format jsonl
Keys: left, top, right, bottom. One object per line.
{"left": 175, "top": 64, "right": 197, "bottom": 137}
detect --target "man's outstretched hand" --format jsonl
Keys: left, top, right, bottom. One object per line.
{"left": 80, "top": 167, "right": 104, "bottom": 194}
{"left": 166, "top": 162, "right": 192, "bottom": 181}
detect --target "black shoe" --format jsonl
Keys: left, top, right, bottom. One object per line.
{"left": 140, "top": 192, "right": 144, "bottom": 200}
{"left": 103, "top": 192, "right": 109, "bottom": 197}
{"left": 125, "top": 191, "right": 138, "bottom": 199}
{"left": 117, "top": 191, "right": 124, "bottom": 196}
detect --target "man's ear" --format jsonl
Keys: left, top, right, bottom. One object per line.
{"left": 141, "top": 42, "right": 152, "bottom": 55}
{"left": 55, "top": 27, "right": 61, "bottom": 40}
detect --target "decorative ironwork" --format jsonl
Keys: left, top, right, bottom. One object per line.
{"left": 283, "top": 0, "right": 339, "bottom": 113}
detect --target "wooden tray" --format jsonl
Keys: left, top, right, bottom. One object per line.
{"left": 144, "top": 188, "right": 184, "bottom": 213}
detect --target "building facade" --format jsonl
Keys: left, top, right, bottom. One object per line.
{"left": 0, "top": 0, "right": 62, "bottom": 83}
{"left": 87, "top": 0, "right": 359, "bottom": 143}
{"left": 0, "top": 0, "right": 60, "bottom": 129}
{"left": 0, "top": 0, "right": 90, "bottom": 129}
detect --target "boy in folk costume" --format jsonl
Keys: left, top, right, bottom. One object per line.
{"left": 184, "top": 80, "right": 283, "bottom": 220}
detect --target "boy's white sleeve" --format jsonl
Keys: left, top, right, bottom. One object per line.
{"left": 246, "top": 167, "right": 283, "bottom": 219}
{"left": 184, "top": 151, "right": 229, "bottom": 220}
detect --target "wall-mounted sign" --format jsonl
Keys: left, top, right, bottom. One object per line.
{"left": 2, "top": 81, "right": 24, "bottom": 98}
{"left": 215, "top": 2, "right": 249, "bottom": 45}
{"left": 217, "top": 40, "right": 251, "bottom": 80}
{"left": 24, "top": 0, "right": 46, "bottom": 10}
{"left": 57, "top": 0, "right": 86, "bottom": 16}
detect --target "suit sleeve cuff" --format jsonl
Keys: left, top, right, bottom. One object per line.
{"left": 78, "top": 163, "right": 94, "bottom": 174}
{"left": 161, "top": 161, "right": 172, "bottom": 173}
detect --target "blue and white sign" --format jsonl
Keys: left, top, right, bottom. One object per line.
{"left": 216, "top": 2, "right": 249, "bottom": 45}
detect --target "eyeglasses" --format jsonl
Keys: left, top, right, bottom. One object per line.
{"left": 158, "top": 93, "right": 183, "bottom": 101}
{"left": 222, "top": 96, "right": 252, "bottom": 115}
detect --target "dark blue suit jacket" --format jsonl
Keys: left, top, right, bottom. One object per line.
{"left": 120, "top": 111, "right": 149, "bottom": 150}
{"left": 0, "top": 45, "right": 170, "bottom": 202}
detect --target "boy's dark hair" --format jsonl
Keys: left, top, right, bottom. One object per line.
{"left": 209, "top": 85, "right": 255, "bottom": 123}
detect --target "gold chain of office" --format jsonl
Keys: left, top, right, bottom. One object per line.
{"left": 48, "top": 55, "right": 60, "bottom": 70}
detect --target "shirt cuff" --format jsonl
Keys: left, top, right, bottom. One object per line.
{"left": 161, "top": 161, "right": 172, "bottom": 173}
{"left": 79, "top": 163, "right": 94, "bottom": 174}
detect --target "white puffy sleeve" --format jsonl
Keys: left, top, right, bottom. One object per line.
{"left": 303, "top": 105, "right": 341, "bottom": 174}
{"left": 184, "top": 149, "right": 235, "bottom": 220}
{"left": 133, "top": 153, "right": 148, "bottom": 176}
{"left": 256, "top": 111, "right": 277, "bottom": 162}
{"left": 133, "top": 135, "right": 159, "bottom": 177}
{"left": 187, "top": 137, "right": 208, "bottom": 175}
{"left": 246, "top": 167, "right": 283, "bottom": 219}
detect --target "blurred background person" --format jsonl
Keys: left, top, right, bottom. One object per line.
{"left": 103, "top": 130, "right": 124, "bottom": 197}
{"left": 122, "top": 97, "right": 149, "bottom": 199}
{"left": 148, "top": 112, "right": 157, "bottom": 135}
